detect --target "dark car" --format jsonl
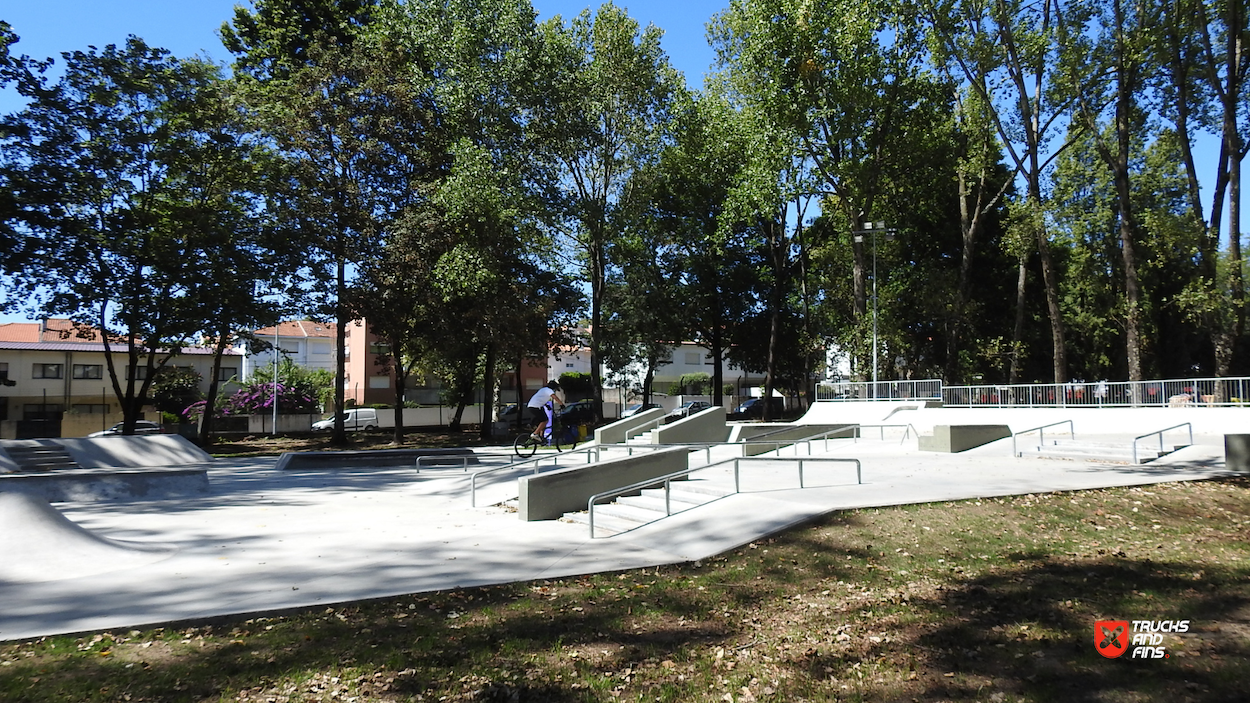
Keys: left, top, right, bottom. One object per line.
{"left": 732, "top": 397, "right": 786, "bottom": 420}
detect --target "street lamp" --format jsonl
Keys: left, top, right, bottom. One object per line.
{"left": 852, "top": 221, "right": 897, "bottom": 398}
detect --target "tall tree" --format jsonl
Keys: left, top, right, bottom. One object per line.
{"left": 0, "top": 38, "right": 244, "bottom": 433}
{"left": 225, "top": 0, "right": 430, "bottom": 444}
{"left": 922, "top": 0, "right": 1085, "bottom": 382}
{"left": 542, "top": 2, "right": 678, "bottom": 419}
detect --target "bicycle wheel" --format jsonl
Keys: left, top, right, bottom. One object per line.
{"left": 550, "top": 424, "right": 564, "bottom": 452}
{"left": 513, "top": 433, "right": 538, "bottom": 458}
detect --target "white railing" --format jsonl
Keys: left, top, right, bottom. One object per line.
{"left": 942, "top": 377, "right": 1250, "bottom": 408}
{"left": 815, "top": 379, "right": 943, "bottom": 402}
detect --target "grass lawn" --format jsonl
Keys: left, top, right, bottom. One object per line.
{"left": 2, "top": 477, "right": 1246, "bottom": 702}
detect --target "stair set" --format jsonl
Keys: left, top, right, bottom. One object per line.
{"left": 4, "top": 443, "right": 82, "bottom": 472}
{"left": 1017, "top": 438, "right": 1187, "bottom": 464}
{"left": 561, "top": 477, "right": 733, "bottom": 536}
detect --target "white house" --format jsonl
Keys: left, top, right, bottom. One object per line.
{"left": 239, "top": 320, "right": 337, "bottom": 381}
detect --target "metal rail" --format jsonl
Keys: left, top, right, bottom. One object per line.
{"left": 414, "top": 455, "right": 473, "bottom": 471}
{"left": 1132, "top": 423, "right": 1193, "bottom": 465}
{"left": 1012, "top": 420, "right": 1075, "bottom": 457}
{"left": 468, "top": 445, "right": 618, "bottom": 507}
{"left": 586, "top": 456, "right": 863, "bottom": 538}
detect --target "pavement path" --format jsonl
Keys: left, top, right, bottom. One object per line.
{"left": 0, "top": 433, "right": 1239, "bottom": 642}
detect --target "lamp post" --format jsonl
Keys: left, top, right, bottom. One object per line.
{"left": 272, "top": 323, "right": 279, "bottom": 436}
{"left": 852, "top": 221, "right": 897, "bottom": 398}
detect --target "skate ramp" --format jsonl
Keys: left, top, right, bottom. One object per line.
{"left": 0, "top": 492, "right": 176, "bottom": 583}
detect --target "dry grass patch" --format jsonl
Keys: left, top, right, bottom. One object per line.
{"left": 2, "top": 477, "right": 1247, "bottom": 702}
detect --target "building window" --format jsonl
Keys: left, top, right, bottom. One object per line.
{"left": 369, "top": 342, "right": 391, "bottom": 355}
{"left": 23, "top": 403, "right": 64, "bottom": 420}
{"left": 684, "top": 352, "right": 700, "bottom": 365}
{"left": 33, "top": 363, "right": 63, "bottom": 379}
{"left": 126, "top": 365, "right": 150, "bottom": 380}
{"left": 73, "top": 364, "right": 103, "bottom": 379}
{"left": 71, "top": 403, "right": 109, "bottom": 414}
{"left": 369, "top": 375, "right": 390, "bottom": 389}
{"left": 311, "top": 342, "right": 331, "bottom": 355}
{"left": 217, "top": 367, "right": 238, "bottom": 382}
{"left": 0, "top": 362, "right": 8, "bottom": 380}
{"left": 565, "top": 363, "right": 575, "bottom": 369}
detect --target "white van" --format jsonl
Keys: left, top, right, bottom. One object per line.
{"left": 312, "top": 408, "right": 381, "bottom": 432}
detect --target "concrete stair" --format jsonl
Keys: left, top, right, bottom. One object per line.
{"left": 4, "top": 443, "right": 81, "bottom": 473}
{"left": 1019, "top": 438, "right": 1187, "bottom": 464}
{"left": 563, "top": 479, "right": 733, "bottom": 536}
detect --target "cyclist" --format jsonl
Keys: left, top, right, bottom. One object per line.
{"left": 527, "top": 380, "right": 566, "bottom": 443}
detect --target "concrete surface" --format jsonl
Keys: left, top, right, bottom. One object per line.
{"left": 0, "top": 406, "right": 1243, "bottom": 643}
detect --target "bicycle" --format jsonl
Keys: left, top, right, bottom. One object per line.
{"left": 513, "top": 402, "right": 578, "bottom": 457}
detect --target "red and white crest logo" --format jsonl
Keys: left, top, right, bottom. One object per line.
{"left": 1095, "top": 620, "right": 1130, "bottom": 658}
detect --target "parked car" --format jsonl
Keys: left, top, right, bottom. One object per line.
{"left": 87, "top": 420, "right": 163, "bottom": 437}
{"left": 621, "top": 402, "right": 661, "bottom": 418}
{"left": 312, "top": 407, "right": 387, "bottom": 432}
{"left": 732, "top": 397, "right": 786, "bottom": 420}
{"left": 663, "top": 400, "right": 712, "bottom": 424}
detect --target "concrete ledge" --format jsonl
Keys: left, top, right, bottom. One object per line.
{"left": 1226, "top": 434, "right": 1250, "bottom": 472}
{"left": 652, "top": 407, "right": 729, "bottom": 444}
{"left": 0, "top": 436, "right": 213, "bottom": 471}
{"left": 275, "top": 447, "right": 477, "bottom": 471}
{"left": 518, "top": 447, "right": 689, "bottom": 521}
{"left": 594, "top": 408, "right": 668, "bottom": 445}
{"left": 918, "top": 425, "right": 1011, "bottom": 453}
{"left": 729, "top": 424, "right": 857, "bottom": 456}
{"left": 0, "top": 469, "right": 210, "bottom": 502}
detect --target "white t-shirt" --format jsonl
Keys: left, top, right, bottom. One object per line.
{"left": 527, "top": 387, "right": 559, "bottom": 409}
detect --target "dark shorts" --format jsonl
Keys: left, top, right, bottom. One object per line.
{"left": 527, "top": 405, "right": 548, "bottom": 425}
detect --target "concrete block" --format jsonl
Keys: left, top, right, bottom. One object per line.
{"left": 917, "top": 425, "right": 1011, "bottom": 453}
{"left": 0, "top": 469, "right": 210, "bottom": 502}
{"left": 652, "top": 407, "right": 730, "bottom": 444}
{"left": 594, "top": 408, "right": 668, "bottom": 445}
{"left": 0, "top": 435, "right": 213, "bottom": 470}
{"left": 518, "top": 447, "right": 689, "bottom": 521}
{"left": 1225, "top": 434, "right": 1250, "bottom": 472}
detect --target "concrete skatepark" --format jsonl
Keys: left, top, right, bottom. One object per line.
{"left": 0, "top": 401, "right": 1244, "bottom": 643}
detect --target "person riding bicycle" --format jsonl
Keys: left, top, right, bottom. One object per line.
{"left": 527, "top": 380, "right": 566, "bottom": 442}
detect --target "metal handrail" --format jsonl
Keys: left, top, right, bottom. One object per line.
{"left": 469, "top": 445, "right": 615, "bottom": 507}
{"left": 1012, "top": 420, "right": 1075, "bottom": 457}
{"left": 586, "top": 456, "right": 863, "bottom": 538}
{"left": 851, "top": 424, "right": 917, "bottom": 443}
{"left": 1132, "top": 423, "right": 1193, "bottom": 465}
{"left": 415, "top": 455, "right": 472, "bottom": 471}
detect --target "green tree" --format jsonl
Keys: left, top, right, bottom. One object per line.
{"left": 543, "top": 2, "right": 679, "bottom": 419}
{"left": 0, "top": 38, "right": 242, "bottom": 434}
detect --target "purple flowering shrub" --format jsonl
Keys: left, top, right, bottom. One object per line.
{"left": 185, "top": 382, "right": 319, "bottom": 420}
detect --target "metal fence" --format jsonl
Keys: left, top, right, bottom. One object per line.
{"left": 940, "top": 377, "right": 1250, "bottom": 408}
{"left": 815, "top": 379, "right": 943, "bottom": 402}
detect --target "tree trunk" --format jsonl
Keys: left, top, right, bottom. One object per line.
{"left": 198, "top": 326, "right": 231, "bottom": 446}
{"left": 479, "top": 344, "right": 496, "bottom": 441}
{"left": 1009, "top": 254, "right": 1028, "bottom": 385}
{"left": 332, "top": 255, "right": 348, "bottom": 446}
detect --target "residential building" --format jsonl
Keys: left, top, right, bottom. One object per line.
{"left": 241, "top": 320, "right": 337, "bottom": 381}
{"left": 0, "top": 319, "right": 241, "bottom": 436}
